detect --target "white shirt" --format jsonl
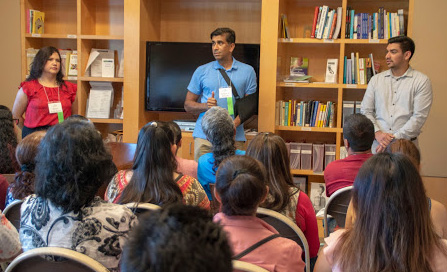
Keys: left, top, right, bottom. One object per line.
{"left": 361, "top": 66, "right": 432, "bottom": 141}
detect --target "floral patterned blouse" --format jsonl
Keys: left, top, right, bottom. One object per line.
{"left": 0, "top": 211, "right": 21, "bottom": 260}
{"left": 105, "top": 170, "right": 210, "bottom": 210}
{"left": 19, "top": 195, "right": 137, "bottom": 272}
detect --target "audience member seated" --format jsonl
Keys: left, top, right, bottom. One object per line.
{"left": 198, "top": 107, "right": 245, "bottom": 200}
{"left": 213, "top": 155, "right": 305, "bottom": 272}
{"left": 345, "top": 139, "right": 447, "bottom": 239}
{"left": 167, "top": 121, "right": 198, "bottom": 179}
{"left": 0, "top": 175, "right": 8, "bottom": 212}
{"left": 246, "top": 132, "right": 320, "bottom": 267}
{"left": 19, "top": 119, "right": 136, "bottom": 272}
{"left": 0, "top": 210, "right": 21, "bottom": 262}
{"left": 5, "top": 131, "right": 46, "bottom": 208}
{"left": 324, "top": 114, "right": 374, "bottom": 197}
{"left": 121, "top": 204, "right": 232, "bottom": 272}
{"left": 105, "top": 121, "right": 209, "bottom": 210}
{"left": 314, "top": 153, "right": 447, "bottom": 272}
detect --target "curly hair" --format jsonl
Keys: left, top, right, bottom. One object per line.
{"left": 10, "top": 131, "right": 46, "bottom": 200}
{"left": 35, "top": 119, "right": 116, "bottom": 213}
{"left": 0, "top": 105, "right": 19, "bottom": 174}
{"left": 122, "top": 204, "right": 232, "bottom": 272}
{"left": 201, "top": 107, "right": 235, "bottom": 169}
{"left": 26, "top": 46, "right": 65, "bottom": 86}
{"left": 119, "top": 121, "right": 182, "bottom": 206}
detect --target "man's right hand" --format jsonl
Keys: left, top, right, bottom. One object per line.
{"left": 207, "top": 91, "right": 217, "bottom": 108}
{"left": 375, "top": 131, "right": 394, "bottom": 152}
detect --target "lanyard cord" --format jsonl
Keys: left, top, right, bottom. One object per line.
{"left": 42, "top": 85, "right": 60, "bottom": 103}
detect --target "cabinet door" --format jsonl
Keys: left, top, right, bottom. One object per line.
{"left": 179, "top": 132, "right": 194, "bottom": 160}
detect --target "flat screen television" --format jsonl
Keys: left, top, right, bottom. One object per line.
{"left": 145, "top": 41, "right": 260, "bottom": 112}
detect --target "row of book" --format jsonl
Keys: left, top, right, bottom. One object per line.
{"left": 286, "top": 142, "right": 336, "bottom": 172}
{"left": 311, "top": 6, "right": 343, "bottom": 40}
{"left": 343, "top": 53, "right": 380, "bottom": 85}
{"left": 345, "top": 7, "right": 405, "bottom": 39}
{"left": 276, "top": 100, "right": 336, "bottom": 128}
{"left": 27, "top": 48, "right": 77, "bottom": 77}
{"left": 26, "top": 9, "right": 45, "bottom": 34}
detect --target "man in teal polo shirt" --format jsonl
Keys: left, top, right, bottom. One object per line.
{"left": 184, "top": 27, "right": 257, "bottom": 161}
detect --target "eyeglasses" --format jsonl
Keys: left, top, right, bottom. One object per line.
{"left": 13, "top": 118, "right": 19, "bottom": 125}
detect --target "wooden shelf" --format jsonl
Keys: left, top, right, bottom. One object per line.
{"left": 79, "top": 35, "right": 124, "bottom": 40}
{"left": 343, "top": 39, "right": 388, "bottom": 44}
{"left": 278, "top": 38, "right": 342, "bottom": 44}
{"left": 342, "top": 84, "right": 368, "bottom": 89}
{"left": 78, "top": 76, "right": 124, "bottom": 82}
{"left": 276, "top": 126, "right": 341, "bottom": 133}
{"left": 278, "top": 82, "right": 340, "bottom": 88}
{"left": 25, "top": 33, "right": 77, "bottom": 39}
{"left": 291, "top": 169, "right": 324, "bottom": 176}
{"left": 89, "top": 118, "right": 123, "bottom": 124}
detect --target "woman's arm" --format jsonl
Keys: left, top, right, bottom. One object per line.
{"left": 12, "top": 88, "right": 28, "bottom": 128}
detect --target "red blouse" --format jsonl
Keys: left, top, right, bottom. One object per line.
{"left": 20, "top": 79, "right": 77, "bottom": 128}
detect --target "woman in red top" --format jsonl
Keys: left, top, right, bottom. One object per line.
{"left": 12, "top": 46, "right": 77, "bottom": 138}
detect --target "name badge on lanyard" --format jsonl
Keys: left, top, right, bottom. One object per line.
{"left": 219, "top": 87, "right": 234, "bottom": 115}
{"left": 48, "top": 102, "right": 64, "bottom": 123}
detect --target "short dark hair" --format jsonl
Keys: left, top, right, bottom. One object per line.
{"left": 35, "top": 119, "right": 117, "bottom": 213}
{"left": 343, "top": 114, "right": 375, "bottom": 152}
{"left": 26, "top": 46, "right": 65, "bottom": 86}
{"left": 215, "top": 155, "right": 267, "bottom": 216}
{"left": 210, "top": 28, "right": 236, "bottom": 44}
{"left": 121, "top": 204, "right": 232, "bottom": 272}
{"left": 388, "top": 36, "right": 415, "bottom": 60}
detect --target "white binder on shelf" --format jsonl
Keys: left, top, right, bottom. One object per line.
{"left": 86, "top": 82, "right": 114, "bottom": 119}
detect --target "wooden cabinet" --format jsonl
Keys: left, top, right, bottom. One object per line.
{"left": 258, "top": 0, "right": 413, "bottom": 178}
{"left": 178, "top": 132, "right": 195, "bottom": 160}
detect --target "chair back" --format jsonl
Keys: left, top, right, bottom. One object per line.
{"left": 5, "top": 247, "right": 109, "bottom": 272}
{"left": 323, "top": 186, "right": 353, "bottom": 237}
{"left": 256, "top": 207, "right": 310, "bottom": 272}
{"left": 208, "top": 183, "right": 220, "bottom": 215}
{"left": 3, "top": 199, "right": 23, "bottom": 230}
{"left": 232, "top": 260, "right": 269, "bottom": 272}
{"left": 124, "top": 202, "right": 161, "bottom": 217}
{"left": 2, "top": 173, "right": 16, "bottom": 184}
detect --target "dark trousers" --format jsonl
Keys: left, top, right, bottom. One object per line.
{"left": 22, "top": 125, "right": 51, "bottom": 139}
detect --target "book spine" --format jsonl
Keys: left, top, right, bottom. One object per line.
{"left": 345, "top": 7, "right": 351, "bottom": 38}
{"left": 311, "top": 6, "right": 320, "bottom": 38}
{"left": 350, "top": 9, "right": 355, "bottom": 39}
{"left": 398, "top": 9, "right": 405, "bottom": 35}
{"left": 332, "top": 7, "right": 343, "bottom": 40}
{"left": 355, "top": 52, "right": 360, "bottom": 85}
{"left": 317, "top": 6, "right": 329, "bottom": 39}
{"left": 329, "top": 12, "right": 337, "bottom": 39}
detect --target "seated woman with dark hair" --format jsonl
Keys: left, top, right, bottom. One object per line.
{"left": 213, "top": 155, "right": 305, "bottom": 272}
{"left": 315, "top": 153, "right": 447, "bottom": 272}
{"left": 5, "top": 131, "right": 46, "bottom": 208}
{"left": 246, "top": 132, "right": 320, "bottom": 268}
{"left": 105, "top": 121, "right": 209, "bottom": 209}
{"left": 19, "top": 119, "right": 136, "bottom": 272}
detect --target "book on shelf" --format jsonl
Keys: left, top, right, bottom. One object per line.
{"left": 290, "top": 57, "right": 309, "bottom": 76}
{"left": 27, "top": 9, "right": 45, "bottom": 34}
{"left": 85, "top": 49, "right": 116, "bottom": 77}
{"left": 278, "top": 100, "right": 336, "bottom": 128}
{"left": 58, "top": 49, "right": 72, "bottom": 77}
{"left": 280, "top": 14, "right": 290, "bottom": 39}
{"left": 331, "top": 7, "right": 343, "bottom": 40}
{"left": 283, "top": 75, "right": 312, "bottom": 83}
{"left": 67, "top": 51, "right": 78, "bottom": 76}
{"left": 316, "top": 5, "right": 329, "bottom": 39}
{"left": 26, "top": 48, "right": 38, "bottom": 75}
{"left": 342, "top": 101, "right": 355, "bottom": 127}
{"left": 344, "top": 53, "right": 377, "bottom": 84}
{"left": 310, "top": 182, "right": 329, "bottom": 213}
{"left": 355, "top": 101, "right": 362, "bottom": 114}
{"left": 325, "top": 59, "right": 338, "bottom": 83}
{"left": 311, "top": 6, "right": 320, "bottom": 38}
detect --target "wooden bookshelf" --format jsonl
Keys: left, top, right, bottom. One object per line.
{"left": 259, "top": 0, "right": 413, "bottom": 176}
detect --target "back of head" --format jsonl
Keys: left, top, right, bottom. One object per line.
{"left": 202, "top": 107, "right": 235, "bottom": 167}
{"left": 215, "top": 155, "right": 267, "bottom": 216}
{"left": 343, "top": 113, "right": 375, "bottom": 152}
{"left": 10, "top": 131, "right": 46, "bottom": 200}
{"left": 210, "top": 27, "right": 236, "bottom": 44}
{"left": 246, "top": 132, "right": 295, "bottom": 211}
{"left": 65, "top": 114, "right": 89, "bottom": 122}
{"left": 388, "top": 35, "right": 415, "bottom": 60}
{"left": 121, "top": 204, "right": 232, "bottom": 272}
{"left": 166, "top": 121, "right": 182, "bottom": 146}
{"left": 0, "top": 105, "right": 18, "bottom": 174}
{"left": 336, "top": 153, "right": 444, "bottom": 271}
{"left": 119, "top": 121, "right": 182, "bottom": 205}
{"left": 35, "top": 120, "right": 115, "bottom": 213}
{"left": 386, "top": 139, "right": 420, "bottom": 169}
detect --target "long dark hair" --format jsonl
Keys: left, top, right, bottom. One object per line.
{"left": 334, "top": 153, "right": 447, "bottom": 271}
{"left": 215, "top": 155, "right": 267, "bottom": 216}
{"left": 26, "top": 46, "right": 65, "bottom": 86}
{"left": 246, "top": 133, "right": 297, "bottom": 211}
{"left": 119, "top": 122, "right": 182, "bottom": 206}
{"left": 0, "top": 105, "right": 19, "bottom": 174}
{"left": 10, "top": 131, "right": 46, "bottom": 200}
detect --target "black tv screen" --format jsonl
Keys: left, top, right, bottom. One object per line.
{"left": 145, "top": 41, "right": 260, "bottom": 111}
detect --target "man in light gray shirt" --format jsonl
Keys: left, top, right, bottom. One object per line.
{"left": 361, "top": 36, "right": 432, "bottom": 153}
